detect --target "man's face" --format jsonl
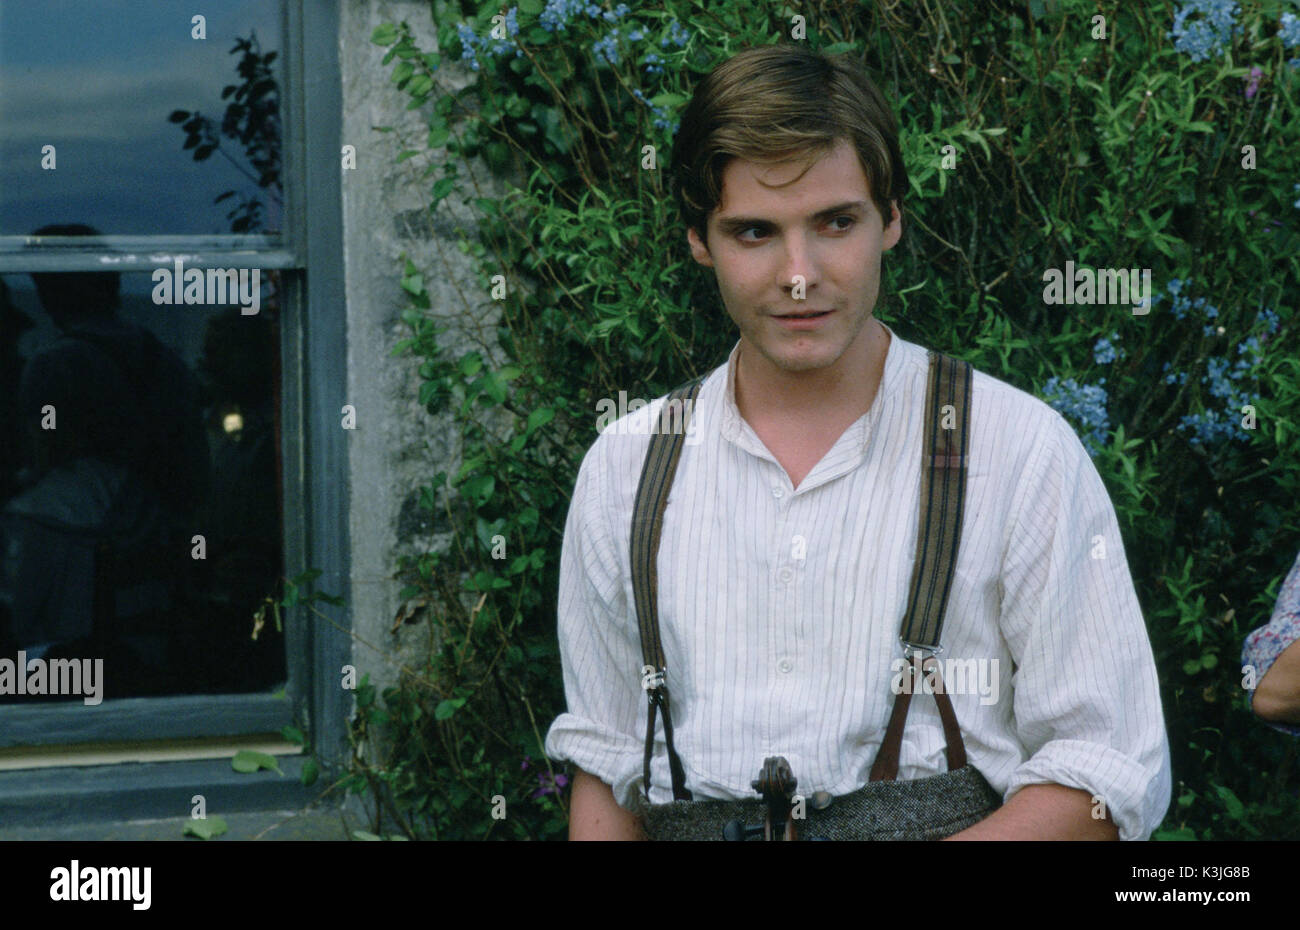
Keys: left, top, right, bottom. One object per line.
{"left": 687, "top": 138, "right": 901, "bottom": 376}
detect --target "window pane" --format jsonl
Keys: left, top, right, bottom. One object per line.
{"left": 0, "top": 0, "right": 285, "bottom": 238}
{"left": 0, "top": 269, "right": 287, "bottom": 701}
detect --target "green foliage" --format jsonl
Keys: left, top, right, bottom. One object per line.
{"left": 182, "top": 815, "right": 229, "bottom": 840}
{"left": 358, "top": 0, "right": 1300, "bottom": 839}
{"left": 231, "top": 750, "right": 284, "bottom": 776}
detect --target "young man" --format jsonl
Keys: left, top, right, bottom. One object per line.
{"left": 544, "top": 45, "right": 1171, "bottom": 840}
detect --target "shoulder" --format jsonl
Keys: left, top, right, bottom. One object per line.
{"left": 900, "top": 337, "right": 1080, "bottom": 476}
{"left": 575, "top": 366, "right": 723, "bottom": 511}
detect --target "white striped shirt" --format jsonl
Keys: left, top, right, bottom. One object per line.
{"left": 544, "top": 321, "right": 1172, "bottom": 840}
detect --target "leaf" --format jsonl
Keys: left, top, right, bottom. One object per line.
{"left": 231, "top": 750, "right": 284, "bottom": 776}
{"left": 431, "top": 176, "right": 457, "bottom": 206}
{"left": 301, "top": 758, "right": 320, "bottom": 787}
{"left": 168, "top": 109, "right": 191, "bottom": 123}
{"left": 352, "top": 830, "right": 383, "bottom": 841}
{"left": 649, "top": 92, "right": 687, "bottom": 109}
{"left": 459, "top": 353, "right": 483, "bottom": 377}
{"left": 281, "top": 725, "right": 305, "bottom": 745}
{"left": 434, "top": 697, "right": 466, "bottom": 720}
{"left": 525, "top": 406, "right": 555, "bottom": 434}
{"left": 183, "top": 815, "right": 229, "bottom": 840}
{"left": 1214, "top": 785, "right": 1245, "bottom": 820}
{"left": 400, "top": 272, "right": 425, "bottom": 296}
{"left": 370, "top": 23, "right": 398, "bottom": 46}
{"left": 407, "top": 74, "right": 433, "bottom": 98}
{"left": 461, "top": 474, "right": 495, "bottom": 504}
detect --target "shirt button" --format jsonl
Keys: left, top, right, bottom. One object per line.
{"left": 778, "top": 659, "right": 793, "bottom": 673}
{"left": 772, "top": 487, "right": 783, "bottom": 498}
{"left": 777, "top": 566, "right": 793, "bottom": 584}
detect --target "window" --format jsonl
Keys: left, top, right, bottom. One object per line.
{"left": 0, "top": 0, "right": 347, "bottom": 804}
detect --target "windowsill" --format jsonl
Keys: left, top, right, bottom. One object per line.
{"left": 0, "top": 753, "right": 332, "bottom": 831}
{"left": 0, "top": 735, "right": 300, "bottom": 771}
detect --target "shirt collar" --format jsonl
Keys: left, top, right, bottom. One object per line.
{"left": 717, "top": 319, "right": 908, "bottom": 458}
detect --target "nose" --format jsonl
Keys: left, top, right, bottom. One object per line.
{"left": 780, "top": 230, "right": 817, "bottom": 298}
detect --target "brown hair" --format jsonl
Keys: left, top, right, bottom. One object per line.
{"left": 670, "top": 44, "right": 907, "bottom": 248}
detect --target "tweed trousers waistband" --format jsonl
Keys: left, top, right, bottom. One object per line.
{"left": 640, "top": 764, "right": 1002, "bottom": 841}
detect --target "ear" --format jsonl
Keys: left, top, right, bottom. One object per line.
{"left": 882, "top": 201, "right": 902, "bottom": 252}
{"left": 686, "top": 225, "right": 714, "bottom": 267}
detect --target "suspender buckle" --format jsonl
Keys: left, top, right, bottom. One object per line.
{"left": 641, "top": 665, "right": 667, "bottom": 703}
{"left": 900, "top": 640, "right": 944, "bottom": 662}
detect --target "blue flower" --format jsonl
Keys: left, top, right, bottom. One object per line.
{"left": 1177, "top": 346, "right": 1260, "bottom": 445}
{"left": 541, "top": 0, "right": 585, "bottom": 32}
{"left": 1041, "top": 376, "right": 1110, "bottom": 456}
{"left": 593, "top": 29, "right": 621, "bottom": 64}
{"left": 643, "top": 51, "right": 664, "bottom": 75}
{"left": 1093, "top": 331, "right": 1124, "bottom": 365}
{"left": 1281, "top": 12, "right": 1300, "bottom": 48}
{"left": 630, "top": 84, "right": 678, "bottom": 133}
{"left": 1255, "top": 308, "right": 1280, "bottom": 334}
{"left": 1169, "top": 0, "right": 1239, "bottom": 62}
{"left": 662, "top": 19, "right": 690, "bottom": 49}
{"left": 457, "top": 22, "right": 482, "bottom": 70}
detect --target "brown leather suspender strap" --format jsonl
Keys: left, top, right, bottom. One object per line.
{"left": 630, "top": 375, "right": 705, "bottom": 802}
{"left": 870, "top": 350, "right": 974, "bottom": 782}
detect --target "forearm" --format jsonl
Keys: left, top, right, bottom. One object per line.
{"left": 1251, "top": 639, "right": 1300, "bottom": 725}
{"left": 568, "top": 766, "right": 647, "bottom": 840}
{"left": 942, "top": 782, "right": 1119, "bottom": 841}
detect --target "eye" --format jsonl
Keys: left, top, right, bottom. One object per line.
{"left": 828, "top": 215, "right": 856, "bottom": 231}
{"left": 736, "top": 225, "right": 768, "bottom": 242}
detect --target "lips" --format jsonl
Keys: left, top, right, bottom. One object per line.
{"left": 773, "top": 309, "right": 833, "bottom": 319}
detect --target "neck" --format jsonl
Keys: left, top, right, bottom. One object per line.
{"left": 735, "top": 318, "right": 889, "bottom": 424}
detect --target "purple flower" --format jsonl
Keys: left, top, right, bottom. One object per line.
{"left": 1245, "top": 66, "right": 1262, "bottom": 98}
{"left": 531, "top": 771, "right": 570, "bottom": 798}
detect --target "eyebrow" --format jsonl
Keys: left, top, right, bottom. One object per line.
{"left": 713, "top": 200, "right": 869, "bottom": 236}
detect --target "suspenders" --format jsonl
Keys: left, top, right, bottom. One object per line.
{"left": 630, "top": 373, "right": 707, "bottom": 801}
{"left": 629, "top": 350, "right": 974, "bottom": 803}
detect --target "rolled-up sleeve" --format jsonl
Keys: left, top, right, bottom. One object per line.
{"left": 543, "top": 437, "right": 647, "bottom": 811}
{"left": 998, "top": 409, "right": 1172, "bottom": 840}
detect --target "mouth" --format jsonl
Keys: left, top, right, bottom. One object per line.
{"left": 771, "top": 308, "right": 834, "bottom": 329}
{"left": 772, "top": 309, "right": 833, "bottom": 319}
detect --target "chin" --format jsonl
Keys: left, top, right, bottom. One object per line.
{"left": 768, "top": 343, "right": 842, "bottom": 372}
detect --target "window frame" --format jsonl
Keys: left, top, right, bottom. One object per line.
{"left": 0, "top": 0, "right": 349, "bottom": 813}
